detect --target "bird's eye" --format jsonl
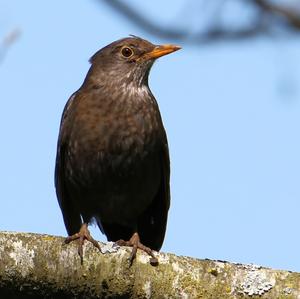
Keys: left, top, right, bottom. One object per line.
{"left": 121, "top": 47, "right": 133, "bottom": 58}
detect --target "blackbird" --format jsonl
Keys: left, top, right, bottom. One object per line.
{"left": 55, "top": 36, "right": 180, "bottom": 265}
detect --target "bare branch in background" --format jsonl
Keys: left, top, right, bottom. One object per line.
{"left": 0, "top": 28, "right": 21, "bottom": 63}
{"left": 100, "top": 0, "right": 188, "bottom": 40}
{"left": 254, "top": 0, "right": 300, "bottom": 29}
{"left": 99, "top": 0, "right": 300, "bottom": 43}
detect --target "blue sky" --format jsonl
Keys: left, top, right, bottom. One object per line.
{"left": 1, "top": 0, "right": 300, "bottom": 272}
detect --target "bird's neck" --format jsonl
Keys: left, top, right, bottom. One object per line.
{"left": 84, "top": 61, "right": 152, "bottom": 89}
{"left": 82, "top": 68, "right": 154, "bottom": 104}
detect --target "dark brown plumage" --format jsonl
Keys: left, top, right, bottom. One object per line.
{"left": 55, "top": 36, "right": 180, "bottom": 264}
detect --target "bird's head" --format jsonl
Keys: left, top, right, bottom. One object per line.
{"left": 85, "top": 36, "right": 181, "bottom": 89}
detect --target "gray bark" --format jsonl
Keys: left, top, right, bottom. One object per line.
{"left": 0, "top": 231, "right": 299, "bottom": 298}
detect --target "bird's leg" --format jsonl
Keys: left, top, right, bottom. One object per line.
{"left": 115, "top": 232, "right": 158, "bottom": 266}
{"left": 64, "top": 223, "right": 101, "bottom": 264}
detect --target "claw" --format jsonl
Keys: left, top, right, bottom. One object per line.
{"left": 115, "top": 232, "right": 158, "bottom": 266}
{"left": 64, "top": 223, "right": 101, "bottom": 264}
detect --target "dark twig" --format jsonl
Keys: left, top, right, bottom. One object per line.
{"left": 100, "top": 0, "right": 187, "bottom": 40}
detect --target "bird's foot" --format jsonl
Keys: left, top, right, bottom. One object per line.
{"left": 64, "top": 223, "right": 101, "bottom": 264}
{"left": 115, "top": 232, "right": 158, "bottom": 266}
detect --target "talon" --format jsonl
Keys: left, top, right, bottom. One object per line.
{"left": 150, "top": 257, "right": 159, "bottom": 266}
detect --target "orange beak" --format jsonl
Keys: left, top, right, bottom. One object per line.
{"left": 143, "top": 44, "right": 181, "bottom": 60}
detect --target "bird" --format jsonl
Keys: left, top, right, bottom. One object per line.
{"left": 55, "top": 36, "right": 180, "bottom": 265}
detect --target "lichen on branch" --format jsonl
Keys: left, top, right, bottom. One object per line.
{"left": 0, "top": 231, "right": 299, "bottom": 298}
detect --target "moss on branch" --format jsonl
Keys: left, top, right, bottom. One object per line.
{"left": 0, "top": 231, "right": 299, "bottom": 298}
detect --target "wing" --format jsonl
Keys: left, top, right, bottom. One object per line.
{"left": 138, "top": 135, "right": 171, "bottom": 251}
{"left": 55, "top": 93, "right": 82, "bottom": 236}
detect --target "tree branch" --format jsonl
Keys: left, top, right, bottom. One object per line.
{"left": 98, "top": 0, "right": 300, "bottom": 43}
{"left": 100, "top": 0, "right": 187, "bottom": 40}
{"left": 0, "top": 29, "right": 20, "bottom": 64}
{"left": 0, "top": 231, "right": 299, "bottom": 298}
{"left": 253, "top": 0, "right": 300, "bottom": 29}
